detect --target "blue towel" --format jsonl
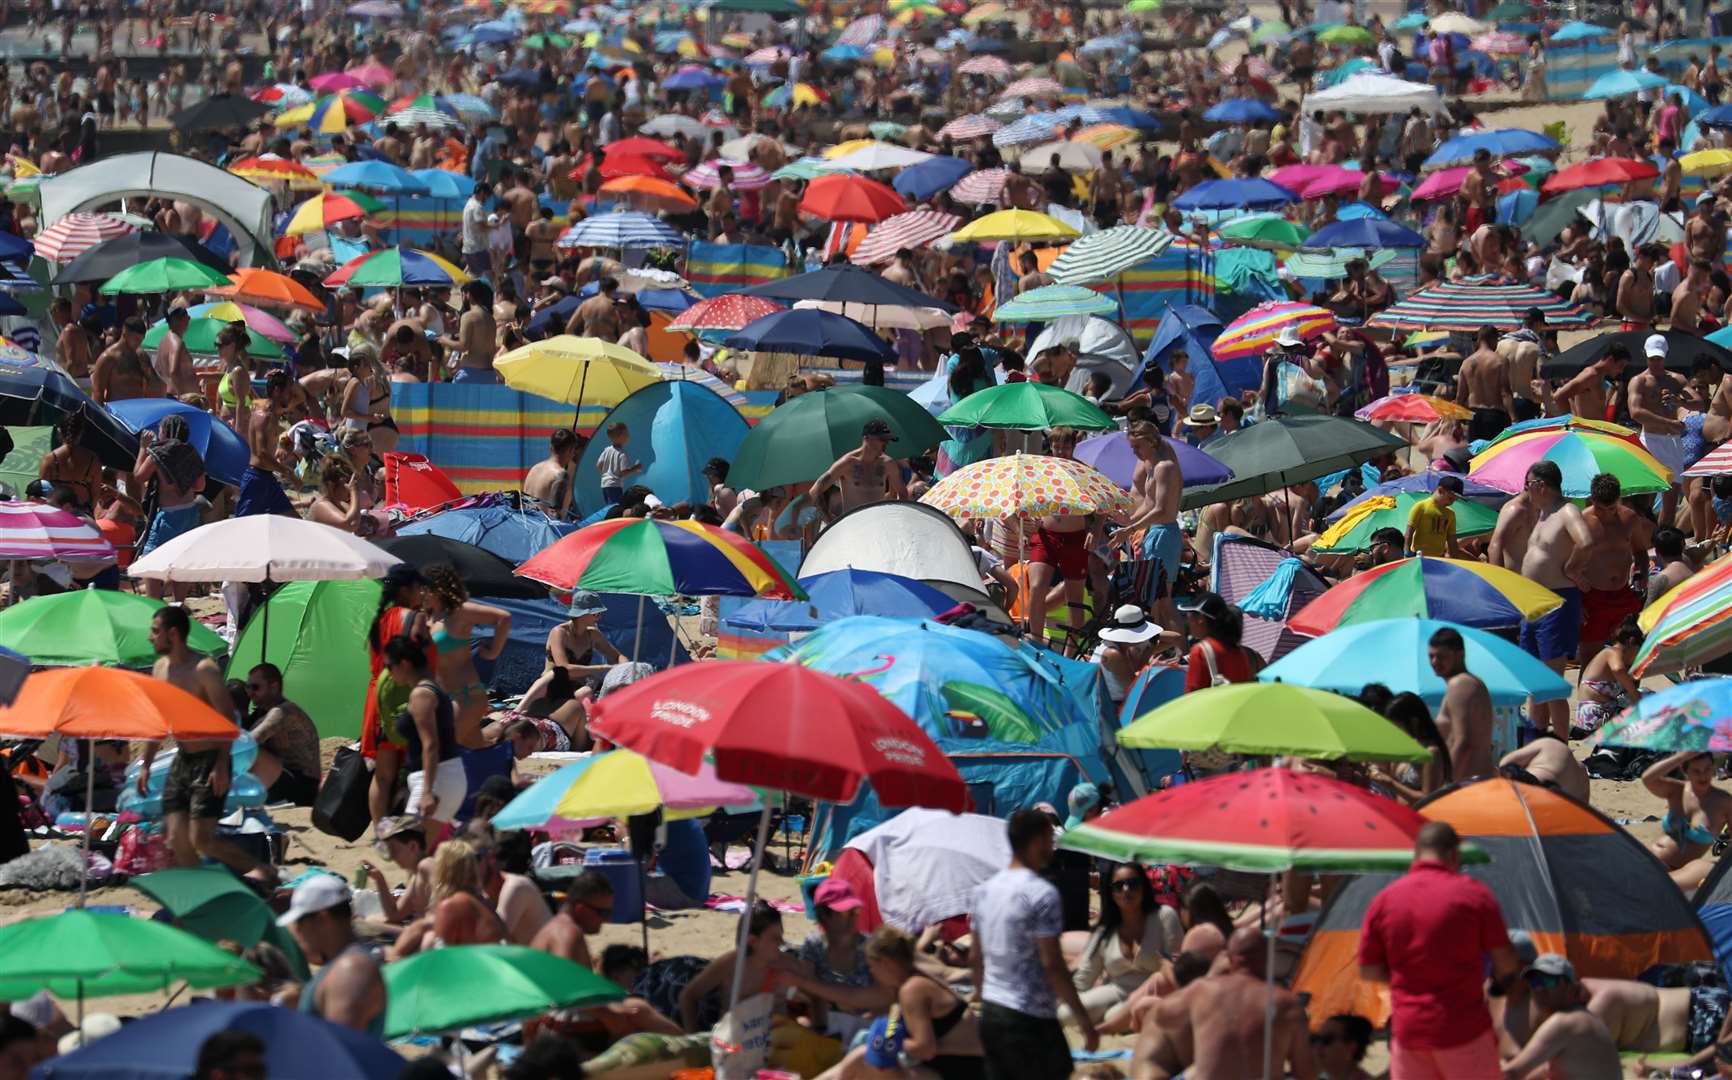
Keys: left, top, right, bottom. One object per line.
{"left": 1241, "top": 557, "right": 1303, "bottom": 620}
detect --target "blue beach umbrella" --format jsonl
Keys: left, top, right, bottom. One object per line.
{"left": 1498, "top": 187, "right": 1540, "bottom": 226}
{"left": 1204, "top": 98, "right": 1283, "bottom": 124}
{"left": 725, "top": 308, "right": 894, "bottom": 364}
{"left": 1551, "top": 19, "right": 1611, "bottom": 41}
{"left": 107, "top": 398, "right": 249, "bottom": 488}
{"left": 893, "top": 155, "right": 973, "bottom": 201}
{"left": 725, "top": 569, "right": 959, "bottom": 633}
{"left": 1303, "top": 218, "right": 1425, "bottom": 249}
{"left": 1171, "top": 177, "right": 1298, "bottom": 211}
{"left": 320, "top": 160, "right": 430, "bottom": 194}
{"left": 1584, "top": 68, "right": 1669, "bottom": 100}
{"left": 1421, "top": 127, "right": 1561, "bottom": 169}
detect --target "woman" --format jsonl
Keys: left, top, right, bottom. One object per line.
{"left": 544, "top": 591, "right": 624, "bottom": 683}
{"left": 1576, "top": 616, "right": 1644, "bottom": 736}
{"left": 936, "top": 345, "right": 994, "bottom": 478}
{"left": 1093, "top": 604, "right": 1165, "bottom": 714}
{"left": 811, "top": 926, "right": 984, "bottom": 1080}
{"left": 362, "top": 565, "right": 433, "bottom": 830}
{"left": 307, "top": 455, "right": 364, "bottom": 534}
{"left": 1314, "top": 1014, "right": 1376, "bottom": 1080}
{"left": 387, "top": 635, "right": 467, "bottom": 831}
{"left": 780, "top": 879, "right": 888, "bottom": 1041}
{"left": 1368, "top": 690, "right": 1451, "bottom": 804}
{"left": 617, "top": 298, "right": 650, "bottom": 357}
{"left": 424, "top": 562, "right": 512, "bottom": 748}
{"left": 1067, "top": 863, "right": 1182, "bottom": 1033}
{"left": 677, "top": 901, "right": 791, "bottom": 1032}
{"left": 1643, "top": 749, "right": 1732, "bottom": 890}
{"left": 338, "top": 427, "right": 382, "bottom": 511}
{"left": 391, "top": 837, "right": 507, "bottom": 958}
{"left": 339, "top": 345, "right": 398, "bottom": 454}
{"left": 1180, "top": 592, "right": 1254, "bottom": 693}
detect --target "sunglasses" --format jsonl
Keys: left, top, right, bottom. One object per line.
{"left": 1310, "top": 1034, "right": 1338, "bottom": 1047}
{"left": 1110, "top": 878, "right": 1142, "bottom": 892}
{"left": 1525, "top": 973, "right": 1568, "bottom": 989}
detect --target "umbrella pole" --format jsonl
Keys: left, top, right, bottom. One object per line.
{"left": 79, "top": 737, "right": 94, "bottom": 907}
{"left": 638, "top": 854, "right": 651, "bottom": 954}
{"left": 726, "top": 802, "right": 774, "bottom": 1010}
{"left": 632, "top": 594, "right": 645, "bottom": 662}
{"left": 571, "top": 364, "right": 590, "bottom": 435}
{"left": 1262, "top": 910, "right": 1277, "bottom": 1080}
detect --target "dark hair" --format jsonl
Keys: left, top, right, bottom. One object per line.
{"left": 704, "top": 457, "right": 730, "bottom": 481}
{"left": 949, "top": 346, "right": 987, "bottom": 401}
{"left": 568, "top": 868, "right": 615, "bottom": 904}
{"left": 425, "top": 562, "right": 469, "bottom": 611}
{"left": 1096, "top": 862, "right": 1158, "bottom": 936}
{"left": 248, "top": 662, "right": 283, "bottom": 686}
{"left": 1325, "top": 1014, "right": 1374, "bottom": 1063}
{"left": 194, "top": 1031, "right": 266, "bottom": 1080}
{"left": 1428, "top": 626, "right": 1464, "bottom": 653}
{"left": 1612, "top": 615, "right": 1644, "bottom": 646}
{"left": 0, "top": 1015, "right": 36, "bottom": 1056}
{"left": 1655, "top": 526, "right": 1685, "bottom": 561}
{"left": 550, "top": 428, "right": 578, "bottom": 455}
{"left": 1384, "top": 693, "right": 1451, "bottom": 784}
{"left": 1170, "top": 950, "right": 1211, "bottom": 987}
{"left": 1415, "top": 820, "right": 1460, "bottom": 856}
{"left": 1357, "top": 682, "right": 1394, "bottom": 715}
{"left": 742, "top": 899, "right": 781, "bottom": 947}
{"left": 606, "top": 420, "right": 628, "bottom": 438}
{"left": 1006, "top": 807, "right": 1053, "bottom": 855}
{"left": 1526, "top": 460, "right": 1563, "bottom": 491}
{"left": 1182, "top": 880, "right": 1234, "bottom": 940}
{"left": 504, "top": 1035, "right": 585, "bottom": 1080}
{"left": 383, "top": 634, "right": 430, "bottom": 672}
{"left": 154, "top": 603, "right": 191, "bottom": 641}
{"left": 1188, "top": 592, "right": 1242, "bottom": 649}
{"left": 598, "top": 944, "right": 648, "bottom": 983}
{"left": 122, "top": 316, "right": 147, "bottom": 336}
{"left": 1589, "top": 471, "right": 1620, "bottom": 506}
{"left": 1605, "top": 342, "right": 1632, "bottom": 366}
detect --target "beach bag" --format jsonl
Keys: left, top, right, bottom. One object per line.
{"left": 710, "top": 991, "right": 774, "bottom": 1079}
{"left": 1275, "top": 361, "right": 1327, "bottom": 414}
{"left": 113, "top": 822, "right": 169, "bottom": 877}
{"left": 312, "top": 746, "right": 372, "bottom": 842}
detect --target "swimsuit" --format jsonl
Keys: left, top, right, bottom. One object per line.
{"left": 1664, "top": 809, "right": 1717, "bottom": 849}
{"left": 235, "top": 465, "right": 296, "bottom": 518}
{"left": 1689, "top": 985, "right": 1732, "bottom": 1053}
{"left": 1575, "top": 678, "right": 1629, "bottom": 734}
{"left": 1027, "top": 526, "right": 1089, "bottom": 580}
{"left": 432, "top": 623, "right": 488, "bottom": 709}
{"left": 138, "top": 502, "right": 200, "bottom": 557}
{"left": 1138, "top": 522, "right": 1184, "bottom": 602}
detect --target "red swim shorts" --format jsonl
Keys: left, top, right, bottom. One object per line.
{"left": 1027, "top": 526, "right": 1090, "bottom": 580}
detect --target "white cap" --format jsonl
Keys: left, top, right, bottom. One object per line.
{"left": 642, "top": 494, "right": 664, "bottom": 509}
{"left": 1645, "top": 334, "right": 1669, "bottom": 359}
{"left": 276, "top": 874, "right": 352, "bottom": 927}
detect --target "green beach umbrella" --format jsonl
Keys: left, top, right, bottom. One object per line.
{"left": 1218, "top": 214, "right": 1310, "bottom": 250}
{"left": 771, "top": 156, "right": 849, "bottom": 181}
{"left": 0, "top": 590, "right": 226, "bottom": 668}
{"left": 525, "top": 32, "right": 572, "bottom": 48}
{"left": 869, "top": 121, "right": 907, "bottom": 140}
{"left": 1311, "top": 490, "right": 1500, "bottom": 554}
{"left": 382, "top": 945, "right": 624, "bottom": 1037}
{"left": 1125, "top": 0, "right": 1161, "bottom": 11}
{"left": 1179, "top": 415, "right": 1409, "bottom": 509}
{"left": 130, "top": 867, "right": 310, "bottom": 979}
{"left": 1118, "top": 682, "right": 1432, "bottom": 762}
{"left": 1317, "top": 24, "right": 1374, "bottom": 45}
{"left": 990, "top": 283, "right": 1119, "bottom": 323}
{"left": 1283, "top": 247, "right": 1398, "bottom": 280}
{"left": 142, "top": 316, "right": 288, "bottom": 361}
{"left": 0, "top": 910, "right": 261, "bottom": 1000}
{"left": 1249, "top": 20, "right": 1290, "bottom": 43}
{"left": 728, "top": 384, "right": 947, "bottom": 490}
{"left": 0, "top": 426, "right": 50, "bottom": 496}
{"left": 937, "top": 382, "right": 1116, "bottom": 432}
{"left": 99, "top": 257, "right": 232, "bottom": 295}
{"left": 227, "top": 579, "right": 379, "bottom": 740}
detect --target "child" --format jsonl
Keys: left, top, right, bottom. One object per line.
{"left": 596, "top": 421, "right": 642, "bottom": 505}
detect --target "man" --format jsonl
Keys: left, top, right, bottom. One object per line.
{"left": 133, "top": 427, "right": 204, "bottom": 602}
{"left": 1649, "top": 526, "right": 1695, "bottom": 604}
{"left": 1496, "top": 308, "right": 1548, "bottom": 422}
{"left": 90, "top": 317, "right": 162, "bottom": 405}
{"left": 970, "top": 809, "right": 1098, "bottom": 1080}
{"left": 192, "top": 1031, "right": 268, "bottom": 1080}
{"left": 809, "top": 419, "right": 907, "bottom": 521}
{"left": 359, "top": 816, "right": 433, "bottom": 926}
{"left": 1577, "top": 973, "right": 1731, "bottom": 1063}
{"left": 1616, "top": 244, "right": 1658, "bottom": 328}
{"left": 442, "top": 279, "right": 499, "bottom": 383}
{"left": 1673, "top": 259, "right": 1717, "bottom": 333}
{"left": 569, "top": 276, "right": 621, "bottom": 340}
{"left": 1134, "top": 928, "right": 1317, "bottom": 1080}
{"left": 1489, "top": 460, "right": 1592, "bottom": 739}
{"left": 139, "top": 607, "right": 269, "bottom": 878}
{"left": 704, "top": 457, "right": 738, "bottom": 518}
{"left": 524, "top": 428, "right": 581, "bottom": 516}
{"left": 1111, "top": 420, "right": 1184, "bottom": 630}
{"left": 460, "top": 179, "right": 493, "bottom": 279}
{"left": 1577, "top": 472, "right": 1651, "bottom": 661}
{"left": 235, "top": 369, "right": 297, "bottom": 518}
{"left": 1500, "top": 735, "right": 1591, "bottom": 803}
{"left": 1360, "top": 821, "right": 1521, "bottom": 1079}
{"left": 1406, "top": 475, "right": 1464, "bottom": 558}
{"left": 1500, "top": 955, "right": 1621, "bottom": 1080}
{"left": 279, "top": 876, "right": 387, "bottom": 1035}
{"left": 245, "top": 663, "right": 321, "bottom": 807}
{"left": 529, "top": 868, "right": 615, "bottom": 968}
{"left": 1456, "top": 326, "right": 1514, "bottom": 441}
{"left": 152, "top": 306, "right": 198, "bottom": 398}
{"left": 1428, "top": 626, "right": 1496, "bottom": 781}
{"left": 1550, "top": 342, "right": 1627, "bottom": 421}
{"left": 1459, "top": 147, "right": 1500, "bottom": 233}
{"left": 56, "top": 305, "right": 95, "bottom": 382}
{"left": 1630, "top": 333, "right": 1687, "bottom": 524}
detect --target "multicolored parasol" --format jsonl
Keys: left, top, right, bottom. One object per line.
{"left": 1288, "top": 556, "right": 1563, "bottom": 634}
{"left": 1469, "top": 429, "right": 1671, "bottom": 497}
{"left": 1367, "top": 276, "right": 1595, "bottom": 331}
{"left": 1210, "top": 300, "right": 1335, "bottom": 361}
{"left": 1311, "top": 492, "right": 1500, "bottom": 553}
{"left": 920, "top": 452, "right": 1134, "bottom": 522}
{"left": 515, "top": 518, "right": 803, "bottom": 598}
{"left": 31, "top": 213, "right": 139, "bottom": 262}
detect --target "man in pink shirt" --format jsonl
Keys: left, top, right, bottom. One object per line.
{"left": 1358, "top": 821, "right": 1522, "bottom": 1080}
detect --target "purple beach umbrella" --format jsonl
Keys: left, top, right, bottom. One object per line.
{"left": 1074, "top": 430, "right": 1233, "bottom": 489}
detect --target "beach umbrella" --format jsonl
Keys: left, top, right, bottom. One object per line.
{"left": 1543, "top": 156, "right": 1660, "bottom": 191}
{"left": 141, "top": 316, "right": 286, "bottom": 364}
{"left": 0, "top": 590, "right": 224, "bottom": 668}
{"left": 723, "top": 569, "right": 958, "bottom": 634}
{"left": 1284, "top": 248, "right": 1398, "bottom": 279}
{"left": 1211, "top": 300, "right": 1335, "bottom": 361}
{"left": 599, "top": 174, "right": 699, "bottom": 212}
{"left": 186, "top": 302, "right": 296, "bottom": 346}
{"left": 1311, "top": 490, "right": 1499, "bottom": 553}
{"left": 274, "top": 90, "right": 386, "bottom": 132}
{"left": 516, "top": 518, "right": 803, "bottom": 603}
{"left": 1469, "top": 428, "right": 1671, "bottom": 497}
{"left": 937, "top": 115, "right": 1003, "bottom": 141}
{"left": 128, "top": 516, "right": 398, "bottom": 584}
{"left": 307, "top": 71, "right": 368, "bottom": 92}
{"left": 128, "top": 868, "right": 308, "bottom": 979}
{"left": 1543, "top": 328, "right": 1732, "bottom": 377}
{"left": 494, "top": 335, "right": 661, "bottom": 413}
{"left": 1070, "top": 123, "right": 1140, "bottom": 150}
{"left": 1589, "top": 679, "right": 1732, "bottom": 752}
{"left": 494, "top": 749, "right": 756, "bottom": 833}
{"left": 227, "top": 155, "right": 322, "bottom": 190}
{"left": 397, "top": 496, "right": 574, "bottom": 564}
{"left": 1261, "top": 617, "right": 1570, "bottom": 707}
{"left": 1422, "top": 127, "right": 1563, "bottom": 170}
{"left": 727, "top": 384, "right": 946, "bottom": 490}
{"left": 322, "top": 246, "right": 469, "bottom": 288}
{"left": 168, "top": 94, "right": 271, "bottom": 132}
{"left": 1687, "top": 443, "right": 1732, "bottom": 478}
{"left": 603, "top": 136, "right": 685, "bottom": 162}
{"left": 1353, "top": 391, "right": 1473, "bottom": 423}
{"left": 825, "top": 143, "right": 933, "bottom": 172}
{"left": 850, "top": 210, "right": 964, "bottom": 267}
{"left": 1317, "top": 23, "right": 1374, "bottom": 44}
{"left": 1303, "top": 218, "right": 1425, "bottom": 249}
{"left": 0, "top": 501, "right": 114, "bottom": 561}
{"left": 51, "top": 231, "right": 230, "bottom": 285}
{"left": 1583, "top": 68, "right": 1669, "bottom": 100}
{"left": 1048, "top": 225, "right": 1174, "bottom": 285}
{"left": 1218, "top": 214, "right": 1310, "bottom": 249}
{"left": 225, "top": 580, "right": 377, "bottom": 740}
{"left": 798, "top": 173, "right": 907, "bottom": 223}
{"left": 1367, "top": 276, "right": 1594, "bottom": 330}
{"left": 921, "top": 451, "right": 1133, "bottom": 522}
{"left": 383, "top": 946, "right": 623, "bottom": 1037}
{"left": 283, "top": 191, "right": 385, "bottom": 234}
{"left": 1182, "top": 416, "right": 1416, "bottom": 510}
{"left": 990, "top": 283, "right": 1118, "bottom": 322}
{"left": 725, "top": 309, "right": 894, "bottom": 364}
{"left": 680, "top": 158, "right": 771, "bottom": 190}
{"left": 1171, "top": 177, "right": 1298, "bottom": 211}
{"left": 946, "top": 208, "right": 1079, "bottom": 243}
{"left": 1119, "top": 682, "right": 1431, "bottom": 762}
{"left": 664, "top": 294, "right": 785, "bottom": 332}
{"left": 1203, "top": 97, "right": 1283, "bottom": 124}
{"left": 1074, "top": 430, "right": 1233, "bottom": 489}
{"left": 772, "top": 156, "right": 849, "bottom": 182}
{"left": 1288, "top": 556, "right": 1563, "bottom": 635}
{"left": 740, "top": 264, "right": 959, "bottom": 318}
{"left": 1000, "top": 76, "right": 1065, "bottom": 99}
{"left": 1410, "top": 164, "right": 1528, "bottom": 201}
{"left": 937, "top": 382, "right": 1115, "bottom": 431}
{"left": 209, "top": 268, "right": 324, "bottom": 313}
{"left": 373, "top": 535, "right": 546, "bottom": 600}
{"left": 0, "top": 911, "right": 259, "bottom": 1002}
{"left": 1683, "top": 149, "right": 1732, "bottom": 177}
{"left": 957, "top": 54, "right": 1013, "bottom": 77}
{"left": 100, "top": 257, "right": 231, "bottom": 295}
{"left": 1020, "top": 140, "right": 1105, "bottom": 175}
{"left": 948, "top": 166, "right": 1012, "bottom": 205}
{"left": 0, "top": 341, "right": 135, "bottom": 468}
{"left": 1631, "top": 552, "right": 1732, "bottom": 675}
{"left": 1300, "top": 167, "right": 1402, "bottom": 200}
{"left": 556, "top": 210, "right": 685, "bottom": 249}
{"left": 1062, "top": 767, "right": 1444, "bottom": 868}
{"left": 318, "top": 160, "right": 430, "bottom": 194}
{"left": 31, "top": 213, "right": 139, "bottom": 262}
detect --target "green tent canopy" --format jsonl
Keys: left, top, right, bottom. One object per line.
{"left": 227, "top": 579, "right": 379, "bottom": 740}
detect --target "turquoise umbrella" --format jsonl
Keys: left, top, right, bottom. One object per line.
{"left": 990, "top": 283, "right": 1118, "bottom": 322}
{"left": 1584, "top": 68, "right": 1669, "bottom": 100}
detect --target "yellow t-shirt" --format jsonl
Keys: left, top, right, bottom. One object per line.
{"left": 1406, "top": 497, "right": 1455, "bottom": 557}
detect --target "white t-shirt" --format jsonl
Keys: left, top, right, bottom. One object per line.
{"left": 971, "top": 867, "right": 1062, "bottom": 1017}
{"left": 461, "top": 197, "right": 488, "bottom": 255}
{"left": 596, "top": 444, "right": 636, "bottom": 488}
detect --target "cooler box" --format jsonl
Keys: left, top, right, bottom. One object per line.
{"left": 583, "top": 848, "right": 645, "bottom": 924}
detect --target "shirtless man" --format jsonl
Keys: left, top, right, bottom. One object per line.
{"left": 90, "top": 317, "right": 162, "bottom": 405}
{"left": 1428, "top": 626, "right": 1496, "bottom": 781}
{"left": 1110, "top": 421, "right": 1184, "bottom": 631}
{"left": 1672, "top": 260, "right": 1717, "bottom": 333}
{"left": 1459, "top": 148, "right": 1501, "bottom": 235}
{"left": 1630, "top": 334, "right": 1687, "bottom": 523}
{"left": 1550, "top": 343, "right": 1627, "bottom": 422}
{"left": 1131, "top": 928, "right": 1317, "bottom": 1080}
{"left": 138, "top": 606, "right": 271, "bottom": 879}
{"left": 1164, "top": 352, "right": 1195, "bottom": 426}
{"left": 56, "top": 309, "right": 95, "bottom": 382}
{"left": 441, "top": 280, "right": 499, "bottom": 383}
{"left": 1490, "top": 460, "right": 1593, "bottom": 738}
{"left": 234, "top": 369, "right": 298, "bottom": 518}
{"left": 1577, "top": 472, "right": 1651, "bottom": 660}
{"left": 133, "top": 427, "right": 203, "bottom": 602}
{"left": 1500, "top": 735, "right": 1591, "bottom": 803}
{"left": 37, "top": 410, "right": 102, "bottom": 511}
{"left": 1502, "top": 956, "right": 1622, "bottom": 1080}
{"left": 1616, "top": 245, "right": 1658, "bottom": 328}
{"left": 1688, "top": 205, "right": 1726, "bottom": 269}
{"left": 568, "top": 276, "right": 621, "bottom": 340}
{"left": 808, "top": 419, "right": 907, "bottom": 522}
{"left": 1496, "top": 309, "right": 1547, "bottom": 423}
{"left": 1455, "top": 326, "right": 1514, "bottom": 442}
{"left": 529, "top": 868, "right": 613, "bottom": 968}
{"left": 523, "top": 428, "right": 580, "bottom": 517}
{"left": 1582, "top": 974, "right": 1730, "bottom": 1065}
{"left": 153, "top": 306, "right": 198, "bottom": 398}
{"left": 1648, "top": 526, "right": 1694, "bottom": 604}
{"left": 881, "top": 249, "right": 918, "bottom": 289}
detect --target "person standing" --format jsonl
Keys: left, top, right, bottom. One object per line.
{"left": 1427, "top": 627, "right": 1495, "bottom": 782}
{"left": 970, "top": 808, "right": 1098, "bottom": 1080}
{"left": 1630, "top": 334, "right": 1688, "bottom": 524}
{"left": 1404, "top": 475, "right": 1463, "bottom": 558}
{"left": 460, "top": 180, "right": 493, "bottom": 280}
{"left": 1359, "top": 821, "right": 1521, "bottom": 1080}
{"left": 152, "top": 306, "right": 198, "bottom": 398}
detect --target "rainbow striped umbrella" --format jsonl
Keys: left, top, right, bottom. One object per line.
{"left": 186, "top": 302, "right": 296, "bottom": 346}
{"left": 493, "top": 749, "right": 756, "bottom": 833}
{"left": 1633, "top": 554, "right": 1732, "bottom": 674}
{"left": 515, "top": 518, "right": 804, "bottom": 599}
{"left": 1367, "top": 275, "right": 1594, "bottom": 331}
{"left": 1211, "top": 300, "right": 1335, "bottom": 361}
{"left": 283, "top": 191, "right": 385, "bottom": 235}
{"left": 1480, "top": 414, "right": 1639, "bottom": 450}
{"left": 321, "top": 246, "right": 470, "bottom": 288}
{"left": 1289, "top": 556, "right": 1562, "bottom": 634}
{"left": 226, "top": 155, "right": 321, "bottom": 190}
{"left": 1469, "top": 429, "right": 1670, "bottom": 498}
{"left": 273, "top": 91, "right": 386, "bottom": 134}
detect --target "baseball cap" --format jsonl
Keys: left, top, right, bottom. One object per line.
{"left": 277, "top": 874, "right": 352, "bottom": 927}
{"left": 1436, "top": 475, "right": 1464, "bottom": 495}
{"left": 1524, "top": 953, "right": 1576, "bottom": 981}
{"left": 377, "top": 815, "right": 424, "bottom": 842}
{"left": 862, "top": 418, "right": 898, "bottom": 442}
{"left": 863, "top": 1014, "right": 905, "bottom": 1069}
{"left": 1646, "top": 334, "right": 1669, "bottom": 360}
{"left": 1507, "top": 929, "right": 1538, "bottom": 967}
{"left": 1064, "top": 782, "right": 1101, "bottom": 831}
{"left": 813, "top": 878, "right": 863, "bottom": 912}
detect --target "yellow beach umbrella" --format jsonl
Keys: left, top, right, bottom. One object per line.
{"left": 1682, "top": 149, "right": 1732, "bottom": 178}
{"left": 494, "top": 335, "right": 662, "bottom": 410}
{"left": 946, "top": 208, "right": 1081, "bottom": 244}
{"left": 824, "top": 139, "right": 878, "bottom": 160}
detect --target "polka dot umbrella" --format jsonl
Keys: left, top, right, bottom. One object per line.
{"left": 920, "top": 451, "right": 1133, "bottom": 523}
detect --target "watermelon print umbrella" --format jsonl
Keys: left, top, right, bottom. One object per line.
{"left": 1059, "top": 768, "right": 1461, "bottom": 871}
{"left": 1367, "top": 276, "right": 1594, "bottom": 331}
{"left": 1469, "top": 429, "right": 1671, "bottom": 498}
{"left": 514, "top": 518, "right": 804, "bottom": 599}
{"left": 1288, "top": 556, "right": 1563, "bottom": 634}
{"left": 1211, "top": 301, "right": 1335, "bottom": 361}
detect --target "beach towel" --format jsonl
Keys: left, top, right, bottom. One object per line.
{"left": 1240, "top": 557, "right": 1305, "bottom": 620}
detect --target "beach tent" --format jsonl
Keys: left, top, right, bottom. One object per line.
{"left": 570, "top": 381, "right": 748, "bottom": 517}
{"left": 38, "top": 153, "right": 275, "bottom": 267}
{"left": 1027, "top": 315, "right": 1142, "bottom": 399}
{"left": 1302, "top": 72, "right": 1445, "bottom": 116}
{"left": 1140, "top": 305, "right": 1244, "bottom": 414}
{"left": 396, "top": 493, "right": 576, "bottom": 565}
{"left": 1211, "top": 533, "right": 1330, "bottom": 664}
{"left": 1294, "top": 778, "right": 1712, "bottom": 1027}
{"left": 1694, "top": 855, "right": 1732, "bottom": 987}
{"left": 227, "top": 580, "right": 378, "bottom": 740}
{"left": 799, "top": 501, "right": 1003, "bottom": 616}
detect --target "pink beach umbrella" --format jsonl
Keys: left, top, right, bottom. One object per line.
{"left": 1268, "top": 163, "right": 1342, "bottom": 192}
{"left": 0, "top": 502, "right": 115, "bottom": 562}
{"left": 308, "top": 71, "right": 369, "bottom": 93}
{"left": 1300, "top": 167, "right": 1402, "bottom": 200}
{"left": 346, "top": 62, "right": 395, "bottom": 89}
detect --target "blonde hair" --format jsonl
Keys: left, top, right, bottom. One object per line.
{"left": 864, "top": 925, "right": 916, "bottom": 970}
{"left": 319, "top": 454, "right": 354, "bottom": 493}
{"left": 430, "top": 838, "right": 481, "bottom": 903}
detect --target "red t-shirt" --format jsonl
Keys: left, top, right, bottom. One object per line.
{"left": 1183, "top": 639, "right": 1251, "bottom": 693}
{"left": 1358, "top": 860, "right": 1511, "bottom": 1050}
